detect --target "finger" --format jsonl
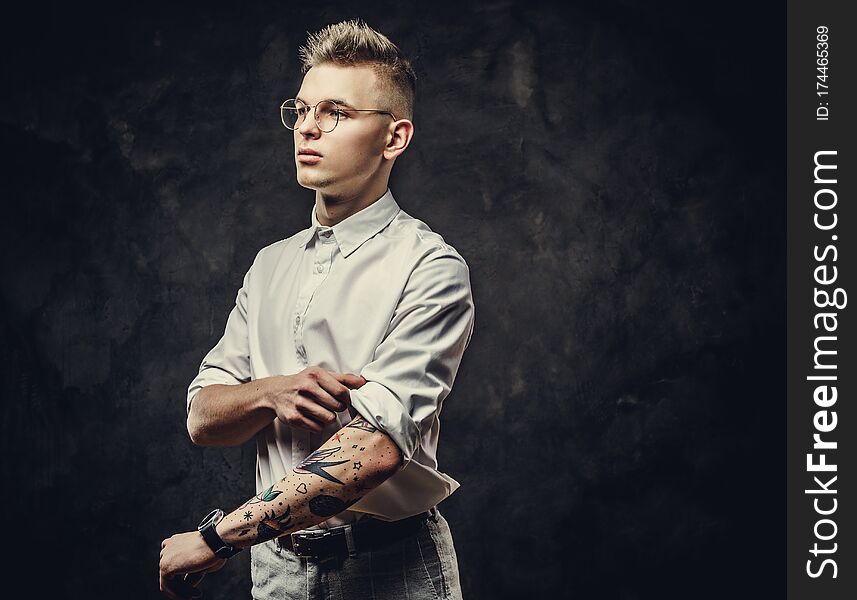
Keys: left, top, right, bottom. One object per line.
{"left": 308, "top": 374, "right": 351, "bottom": 413}
{"left": 316, "top": 372, "right": 361, "bottom": 411}
{"left": 290, "top": 407, "right": 326, "bottom": 433}
{"left": 337, "top": 372, "right": 367, "bottom": 390}
{"left": 296, "top": 391, "right": 340, "bottom": 424}
{"left": 160, "top": 573, "right": 183, "bottom": 600}
{"left": 163, "top": 573, "right": 203, "bottom": 600}
{"left": 183, "top": 572, "right": 205, "bottom": 587}
{"left": 199, "top": 558, "right": 228, "bottom": 573}
{"left": 328, "top": 370, "right": 366, "bottom": 390}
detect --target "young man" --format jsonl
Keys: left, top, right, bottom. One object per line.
{"left": 159, "top": 19, "right": 475, "bottom": 600}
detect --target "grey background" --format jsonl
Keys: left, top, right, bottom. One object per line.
{"left": 0, "top": 0, "right": 784, "bottom": 598}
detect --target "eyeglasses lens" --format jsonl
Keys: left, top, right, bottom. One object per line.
{"left": 281, "top": 100, "right": 339, "bottom": 132}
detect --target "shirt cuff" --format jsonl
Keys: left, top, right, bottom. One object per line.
{"left": 348, "top": 382, "right": 422, "bottom": 468}
{"left": 186, "top": 366, "right": 249, "bottom": 414}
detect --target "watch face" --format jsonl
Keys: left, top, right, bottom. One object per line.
{"left": 198, "top": 508, "right": 224, "bottom": 530}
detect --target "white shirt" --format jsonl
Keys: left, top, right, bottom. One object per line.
{"left": 186, "top": 188, "right": 475, "bottom": 527}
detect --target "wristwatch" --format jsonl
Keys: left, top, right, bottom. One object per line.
{"left": 197, "top": 508, "right": 241, "bottom": 559}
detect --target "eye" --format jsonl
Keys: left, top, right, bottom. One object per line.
{"left": 334, "top": 110, "right": 348, "bottom": 118}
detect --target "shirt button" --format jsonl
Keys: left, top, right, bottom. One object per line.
{"left": 316, "top": 265, "right": 324, "bottom": 273}
{"left": 295, "top": 315, "right": 300, "bottom": 325}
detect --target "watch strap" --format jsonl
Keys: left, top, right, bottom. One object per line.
{"left": 199, "top": 517, "right": 241, "bottom": 559}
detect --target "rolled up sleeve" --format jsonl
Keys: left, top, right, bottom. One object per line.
{"left": 348, "top": 248, "right": 475, "bottom": 468}
{"left": 186, "top": 264, "right": 254, "bottom": 414}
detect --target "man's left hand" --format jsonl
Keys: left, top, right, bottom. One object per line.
{"left": 159, "top": 531, "right": 227, "bottom": 599}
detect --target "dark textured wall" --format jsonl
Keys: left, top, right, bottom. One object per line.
{"left": 0, "top": 1, "right": 784, "bottom": 598}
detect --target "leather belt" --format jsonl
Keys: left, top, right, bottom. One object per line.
{"left": 276, "top": 508, "right": 437, "bottom": 559}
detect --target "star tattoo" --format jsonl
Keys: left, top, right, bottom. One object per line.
{"left": 353, "top": 461, "right": 362, "bottom": 470}
{"left": 243, "top": 510, "right": 253, "bottom": 521}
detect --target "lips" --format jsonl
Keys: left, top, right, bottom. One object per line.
{"left": 297, "top": 153, "right": 322, "bottom": 165}
{"left": 297, "top": 148, "right": 322, "bottom": 165}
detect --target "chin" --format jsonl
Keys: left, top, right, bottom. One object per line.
{"left": 295, "top": 168, "right": 316, "bottom": 186}
{"left": 296, "top": 172, "right": 335, "bottom": 191}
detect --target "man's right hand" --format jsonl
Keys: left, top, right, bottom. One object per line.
{"left": 268, "top": 366, "right": 366, "bottom": 433}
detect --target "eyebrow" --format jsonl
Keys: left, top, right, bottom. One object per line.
{"left": 295, "top": 96, "right": 356, "bottom": 108}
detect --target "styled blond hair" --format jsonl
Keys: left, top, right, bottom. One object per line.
{"left": 298, "top": 19, "right": 416, "bottom": 121}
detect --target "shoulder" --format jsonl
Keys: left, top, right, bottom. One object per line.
{"left": 381, "top": 212, "right": 472, "bottom": 296}
{"left": 384, "top": 210, "right": 471, "bottom": 272}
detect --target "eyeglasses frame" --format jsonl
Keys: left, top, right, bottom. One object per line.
{"left": 280, "top": 98, "right": 398, "bottom": 132}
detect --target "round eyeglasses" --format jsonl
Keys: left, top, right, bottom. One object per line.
{"left": 280, "top": 98, "right": 398, "bottom": 133}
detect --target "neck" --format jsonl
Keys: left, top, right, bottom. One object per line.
{"left": 314, "top": 180, "right": 389, "bottom": 226}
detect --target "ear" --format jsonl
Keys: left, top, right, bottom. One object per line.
{"left": 383, "top": 119, "right": 414, "bottom": 160}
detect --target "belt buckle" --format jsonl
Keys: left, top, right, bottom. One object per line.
{"left": 290, "top": 529, "right": 330, "bottom": 558}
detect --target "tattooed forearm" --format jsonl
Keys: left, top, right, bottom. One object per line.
{"left": 214, "top": 412, "right": 403, "bottom": 550}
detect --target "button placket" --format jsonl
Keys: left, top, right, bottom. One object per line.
{"left": 292, "top": 246, "right": 313, "bottom": 363}
{"left": 314, "top": 233, "right": 334, "bottom": 275}
{"left": 294, "top": 232, "right": 335, "bottom": 363}
{"left": 314, "top": 237, "right": 334, "bottom": 277}
{"left": 291, "top": 234, "right": 326, "bottom": 442}
{"left": 294, "top": 305, "right": 307, "bottom": 363}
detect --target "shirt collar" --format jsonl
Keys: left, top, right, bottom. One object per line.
{"left": 297, "top": 188, "right": 401, "bottom": 258}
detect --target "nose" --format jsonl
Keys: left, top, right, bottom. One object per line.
{"left": 297, "top": 106, "right": 321, "bottom": 137}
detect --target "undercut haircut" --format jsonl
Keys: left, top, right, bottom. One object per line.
{"left": 298, "top": 19, "right": 417, "bottom": 122}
